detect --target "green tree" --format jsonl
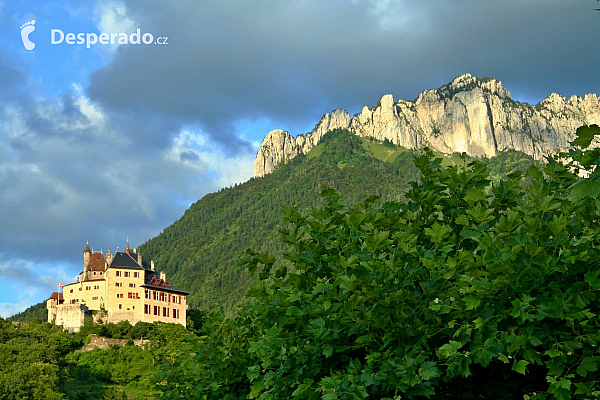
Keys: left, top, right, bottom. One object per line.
{"left": 0, "top": 319, "right": 68, "bottom": 400}
{"left": 159, "top": 125, "right": 600, "bottom": 399}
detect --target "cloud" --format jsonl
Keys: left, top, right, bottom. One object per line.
{"left": 0, "top": 300, "right": 35, "bottom": 319}
{"left": 93, "top": 0, "right": 136, "bottom": 55}
{"left": 0, "top": 52, "right": 256, "bottom": 292}
{"left": 0, "top": 255, "right": 75, "bottom": 317}
{"left": 85, "top": 0, "right": 600, "bottom": 151}
{"left": 94, "top": 1, "right": 135, "bottom": 34}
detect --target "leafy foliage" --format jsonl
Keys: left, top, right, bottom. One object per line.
{"left": 0, "top": 319, "right": 73, "bottom": 399}
{"left": 63, "top": 321, "right": 188, "bottom": 399}
{"left": 158, "top": 128, "right": 600, "bottom": 399}
{"left": 0, "top": 317, "right": 190, "bottom": 400}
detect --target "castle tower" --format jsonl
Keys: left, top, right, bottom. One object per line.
{"left": 83, "top": 241, "right": 91, "bottom": 280}
{"left": 106, "top": 247, "right": 113, "bottom": 266}
{"left": 125, "top": 238, "right": 131, "bottom": 255}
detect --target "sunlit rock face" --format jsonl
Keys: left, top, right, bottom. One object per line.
{"left": 253, "top": 109, "right": 351, "bottom": 178}
{"left": 254, "top": 73, "right": 600, "bottom": 177}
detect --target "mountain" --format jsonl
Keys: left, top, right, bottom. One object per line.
{"left": 138, "top": 129, "right": 540, "bottom": 314}
{"left": 254, "top": 73, "right": 600, "bottom": 177}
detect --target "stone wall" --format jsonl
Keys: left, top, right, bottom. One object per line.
{"left": 55, "top": 304, "right": 88, "bottom": 332}
{"left": 78, "top": 334, "right": 149, "bottom": 352}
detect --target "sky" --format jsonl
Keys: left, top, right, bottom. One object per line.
{"left": 0, "top": 0, "right": 599, "bottom": 317}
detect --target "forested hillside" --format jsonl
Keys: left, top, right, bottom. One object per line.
{"left": 9, "top": 301, "right": 47, "bottom": 323}
{"left": 138, "top": 128, "right": 540, "bottom": 314}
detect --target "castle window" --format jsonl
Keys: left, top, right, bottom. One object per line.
{"left": 118, "top": 304, "right": 122, "bottom": 309}
{"left": 86, "top": 286, "right": 90, "bottom": 290}
{"left": 124, "top": 271, "right": 130, "bottom": 277}
{"left": 134, "top": 272, "right": 139, "bottom": 278}
{"left": 92, "top": 296, "right": 98, "bottom": 300}
{"left": 70, "top": 289, "right": 73, "bottom": 293}
{"left": 129, "top": 283, "right": 135, "bottom": 288}
{"left": 144, "top": 304, "right": 150, "bottom": 314}
{"left": 154, "top": 305, "right": 159, "bottom": 315}
{"left": 115, "top": 282, "right": 122, "bottom": 287}
{"left": 117, "top": 293, "right": 123, "bottom": 298}
{"left": 79, "top": 287, "right": 82, "bottom": 291}
{"left": 173, "top": 309, "right": 179, "bottom": 319}
{"left": 116, "top": 271, "right": 121, "bottom": 277}
{"left": 145, "top": 289, "right": 150, "bottom": 299}
{"left": 163, "top": 307, "right": 169, "bottom": 317}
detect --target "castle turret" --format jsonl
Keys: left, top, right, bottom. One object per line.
{"left": 106, "top": 247, "right": 113, "bottom": 265}
{"left": 83, "top": 241, "right": 91, "bottom": 280}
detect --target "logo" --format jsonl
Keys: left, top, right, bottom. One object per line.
{"left": 51, "top": 29, "right": 168, "bottom": 48}
{"left": 18, "top": 19, "right": 167, "bottom": 50}
{"left": 20, "top": 19, "right": 36, "bottom": 50}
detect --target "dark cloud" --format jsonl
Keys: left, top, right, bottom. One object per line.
{"left": 0, "top": 80, "right": 251, "bottom": 270}
{"left": 86, "top": 0, "right": 600, "bottom": 145}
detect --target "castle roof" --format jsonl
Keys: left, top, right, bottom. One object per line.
{"left": 48, "top": 292, "right": 64, "bottom": 301}
{"left": 141, "top": 281, "right": 189, "bottom": 295}
{"left": 89, "top": 252, "right": 106, "bottom": 271}
{"left": 107, "top": 251, "right": 145, "bottom": 270}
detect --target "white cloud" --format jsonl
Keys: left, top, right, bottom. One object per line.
{"left": 165, "top": 128, "right": 255, "bottom": 190}
{"left": 94, "top": 0, "right": 135, "bottom": 33}
{"left": 0, "top": 300, "right": 34, "bottom": 319}
{"left": 93, "top": 0, "right": 136, "bottom": 55}
{"left": 0, "top": 256, "right": 76, "bottom": 317}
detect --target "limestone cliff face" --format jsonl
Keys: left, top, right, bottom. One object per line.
{"left": 253, "top": 73, "right": 600, "bottom": 177}
{"left": 253, "top": 109, "right": 351, "bottom": 177}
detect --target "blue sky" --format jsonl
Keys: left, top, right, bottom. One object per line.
{"left": 0, "top": 0, "right": 599, "bottom": 317}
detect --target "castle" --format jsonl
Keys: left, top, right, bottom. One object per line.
{"left": 47, "top": 241, "right": 188, "bottom": 332}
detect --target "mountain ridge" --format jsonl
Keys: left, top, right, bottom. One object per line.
{"left": 254, "top": 73, "right": 600, "bottom": 177}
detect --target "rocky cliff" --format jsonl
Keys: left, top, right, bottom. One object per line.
{"left": 253, "top": 73, "right": 600, "bottom": 177}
